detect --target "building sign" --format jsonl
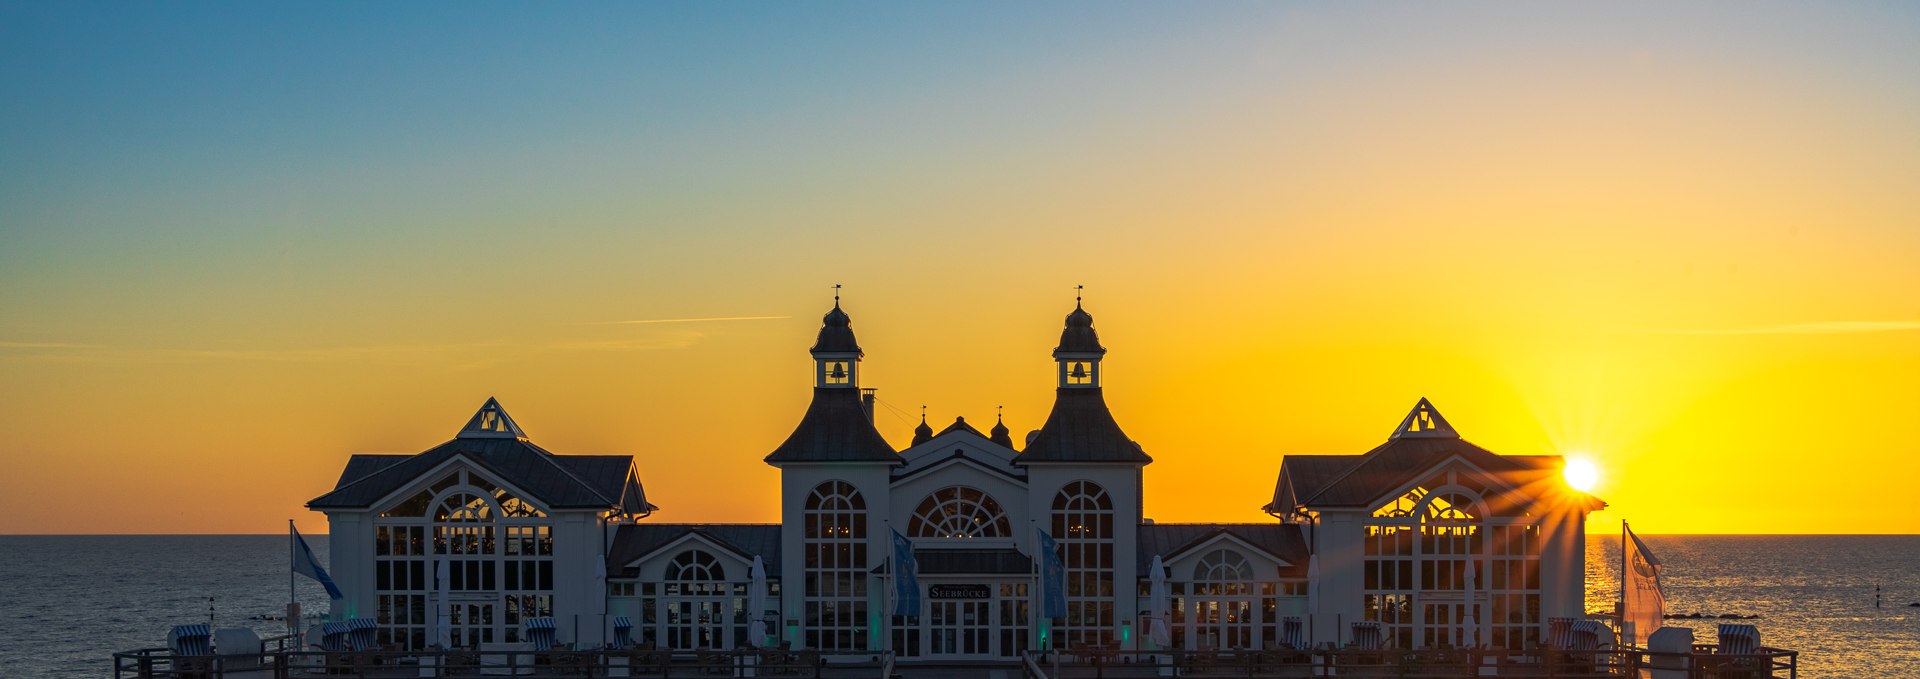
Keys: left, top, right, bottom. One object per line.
{"left": 928, "top": 584, "right": 991, "bottom": 600}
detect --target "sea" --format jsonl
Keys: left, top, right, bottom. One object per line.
{"left": 0, "top": 534, "right": 1915, "bottom": 678}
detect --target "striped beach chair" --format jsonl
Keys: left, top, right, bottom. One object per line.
{"left": 168, "top": 624, "right": 213, "bottom": 656}
{"left": 346, "top": 618, "right": 380, "bottom": 652}
{"left": 612, "top": 616, "right": 634, "bottom": 648}
{"left": 1716, "top": 624, "right": 1759, "bottom": 655}
{"left": 1568, "top": 620, "right": 1611, "bottom": 650}
{"left": 318, "top": 621, "right": 352, "bottom": 652}
{"left": 525, "top": 616, "right": 559, "bottom": 649}
{"left": 1349, "top": 622, "right": 1384, "bottom": 650}
{"left": 1279, "top": 616, "right": 1306, "bottom": 650}
{"left": 1547, "top": 617, "right": 1578, "bottom": 649}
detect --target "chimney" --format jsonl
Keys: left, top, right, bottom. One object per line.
{"left": 861, "top": 388, "right": 877, "bottom": 422}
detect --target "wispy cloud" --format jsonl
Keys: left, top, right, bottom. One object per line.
{"left": 591, "top": 315, "right": 790, "bottom": 325}
{"left": 0, "top": 341, "right": 106, "bottom": 349}
{"left": 1644, "top": 321, "right": 1920, "bottom": 335}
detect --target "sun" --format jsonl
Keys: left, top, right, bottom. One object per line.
{"left": 1563, "top": 456, "right": 1600, "bottom": 492}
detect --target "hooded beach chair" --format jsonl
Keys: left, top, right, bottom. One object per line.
{"left": 525, "top": 616, "right": 559, "bottom": 649}
{"left": 318, "top": 621, "right": 352, "bottom": 652}
{"left": 1349, "top": 621, "right": 1384, "bottom": 650}
{"left": 346, "top": 617, "right": 380, "bottom": 651}
{"left": 1716, "top": 624, "right": 1759, "bottom": 655}
{"left": 613, "top": 616, "right": 634, "bottom": 648}
{"left": 168, "top": 624, "right": 213, "bottom": 657}
{"left": 1547, "top": 617, "right": 1578, "bottom": 649}
{"left": 1280, "top": 616, "right": 1306, "bottom": 650}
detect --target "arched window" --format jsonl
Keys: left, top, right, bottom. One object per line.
{"left": 1188, "top": 548, "right": 1254, "bottom": 649}
{"left": 910, "top": 486, "right": 1012, "bottom": 538}
{"left": 669, "top": 549, "right": 726, "bottom": 582}
{"left": 1192, "top": 549, "right": 1252, "bottom": 590}
{"left": 803, "top": 481, "right": 868, "bottom": 652}
{"left": 1050, "top": 481, "right": 1114, "bottom": 649}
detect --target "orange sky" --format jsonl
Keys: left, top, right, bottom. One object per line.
{"left": 2, "top": 3, "right": 1916, "bottom": 534}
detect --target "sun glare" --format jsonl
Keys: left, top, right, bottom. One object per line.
{"left": 1563, "top": 456, "right": 1600, "bottom": 492}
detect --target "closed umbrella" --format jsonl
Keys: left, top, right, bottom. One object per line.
{"left": 1148, "top": 555, "right": 1171, "bottom": 648}
{"left": 749, "top": 556, "right": 770, "bottom": 648}
{"left": 435, "top": 559, "right": 453, "bottom": 649}
{"left": 1462, "top": 561, "right": 1478, "bottom": 648}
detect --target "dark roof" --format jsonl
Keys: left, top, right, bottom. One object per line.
{"left": 809, "top": 304, "right": 862, "bottom": 355}
{"left": 1262, "top": 455, "right": 1351, "bottom": 514}
{"left": 912, "top": 416, "right": 934, "bottom": 446}
{"left": 917, "top": 548, "right": 1032, "bottom": 575}
{"left": 1138, "top": 523, "right": 1310, "bottom": 578}
{"left": 309, "top": 437, "right": 634, "bottom": 510}
{"left": 1014, "top": 388, "right": 1150, "bottom": 464}
{"left": 936, "top": 417, "right": 986, "bottom": 439}
{"left": 607, "top": 524, "right": 782, "bottom": 578}
{"left": 765, "top": 388, "right": 901, "bottom": 464}
{"left": 1267, "top": 401, "right": 1606, "bottom": 513}
{"left": 1054, "top": 304, "right": 1106, "bottom": 356}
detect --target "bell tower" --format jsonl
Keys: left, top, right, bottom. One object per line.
{"left": 812, "top": 287, "right": 861, "bottom": 389}
{"left": 1054, "top": 287, "right": 1105, "bottom": 389}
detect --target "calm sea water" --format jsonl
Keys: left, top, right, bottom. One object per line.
{"left": 1, "top": 535, "right": 1915, "bottom": 678}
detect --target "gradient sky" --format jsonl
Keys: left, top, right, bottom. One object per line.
{"left": 2, "top": 2, "right": 1916, "bottom": 535}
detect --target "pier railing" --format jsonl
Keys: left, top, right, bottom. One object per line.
{"left": 110, "top": 644, "right": 1795, "bottom": 679}
{"left": 1020, "top": 645, "right": 1797, "bottom": 678}
{"left": 112, "top": 646, "right": 892, "bottom": 679}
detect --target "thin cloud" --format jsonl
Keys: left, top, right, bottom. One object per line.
{"left": 1647, "top": 321, "right": 1920, "bottom": 335}
{"left": 0, "top": 341, "right": 106, "bottom": 349}
{"left": 592, "top": 315, "right": 790, "bottom": 325}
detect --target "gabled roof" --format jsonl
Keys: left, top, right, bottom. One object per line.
{"left": 607, "top": 524, "right": 781, "bottom": 578}
{"left": 1137, "top": 523, "right": 1309, "bottom": 578}
{"left": 936, "top": 417, "right": 987, "bottom": 439}
{"left": 309, "top": 399, "right": 637, "bottom": 511}
{"left": 1014, "top": 388, "right": 1151, "bottom": 464}
{"left": 1267, "top": 399, "right": 1606, "bottom": 512}
{"left": 309, "top": 437, "right": 635, "bottom": 510}
{"left": 764, "top": 388, "right": 901, "bottom": 464}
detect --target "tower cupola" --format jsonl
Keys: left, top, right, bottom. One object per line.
{"left": 1053, "top": 290, "right": 1106, "bottom": 389}
{"left": 810, "top": 292, "right": 862, "bottom": 389}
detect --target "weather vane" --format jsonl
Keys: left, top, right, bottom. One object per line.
{"left": 833, "top": 283, "right": 841, "bottom": 306}
{"left": 1075, "top": 284, "right": 1084, "bottom": 305}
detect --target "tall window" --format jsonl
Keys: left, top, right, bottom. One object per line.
{"left": 804, "top": 481, "right": 868, "bottom": 651}
{"left": 1189, "top": 549, "right": 1253, "bottom": 649}
{"left": 910, "top": 486, "right": 1012, "bottom": 539}
{"left": 1361, "top": 473, "right": 1534, "bottom": 650}
{"left": 664, "top": 550, "right": 732, "bottom": 649}
{"left": 373, "top": 469, "right": 553, "bottom": 650}
{"left": 1051, "top": 481, "right": 1114, "bottom": 649}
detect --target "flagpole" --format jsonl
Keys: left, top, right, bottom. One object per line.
{"left": 1619, "top": 520, "right": 1628, "bottom": 645}
{"left": 289, "top": 519, "right": 298, "bottom": 637}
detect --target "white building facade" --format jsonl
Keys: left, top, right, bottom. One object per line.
{"left": 311, "top": 300, "right": 1601, "bottom": 657}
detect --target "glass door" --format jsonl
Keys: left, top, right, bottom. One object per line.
{"left": 449, "top": 602, "right": 496, "bottom": 648}
{"left": 928, "top": 600, "right": 993, "bottom": 658}
{"left": 667, "top": 598, "right": 729, "bottom": 649}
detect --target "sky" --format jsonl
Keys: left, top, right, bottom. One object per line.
{"left": 1, "top": 2, "right": 1916, "bottom": 535}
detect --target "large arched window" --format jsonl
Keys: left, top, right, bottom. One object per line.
{"left": 803, "top": 481, "right": 868, "bottom": 652}
{"left": 910, "top": 486, "right": 1012, "bottom": 539}
{"left": 1188, "top": 548, "right": 1254, "bottom": 649}
{"left": 663, "top": 549, "right": 731, "bottom": 649}
{"left": 371, "top": 469, "right": 554, "bottom": 651}
{"left": 1050, "top": 481, "right": 1114, "bottom": 649}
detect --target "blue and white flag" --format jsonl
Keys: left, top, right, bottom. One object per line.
{"left": 890, "top": 528, "right": 920, "bottom": 617}
{"left": 293, "top": 525, "right": 344, "bottom": 600}
{"left": 1037, "top": 528, "right": 1066, "bottom": 619}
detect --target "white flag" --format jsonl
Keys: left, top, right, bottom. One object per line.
{"left": 1622, "top": 525, "right": 1664, "bottom": 646}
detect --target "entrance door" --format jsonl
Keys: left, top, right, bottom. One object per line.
{"left": 928, "top": 600, "right": 993, "bottom": 658}
{"left": 449, "top": 601, "right": 496, "bottom": 648}
{"left": 667, "top": 598, "right": 729, "bottom": 649}
{"left": 1420, "top": 601, "right": 1479, "bottom": 648}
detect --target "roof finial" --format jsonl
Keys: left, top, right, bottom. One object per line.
{"left": 1075, "top": 284, "right": 1084, "bottom": 308}
{"left": 920, "top": 404, "right": 927, "bottom": 422}
{"left": 832, "top": 283, "right": 842, "bottom": 308}
{"left": 997, "top": 404, "right": 1004, "bottom": 423}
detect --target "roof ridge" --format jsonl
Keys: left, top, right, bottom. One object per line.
{"left": 308, "top": 444, "right": 458, "bottom": 507}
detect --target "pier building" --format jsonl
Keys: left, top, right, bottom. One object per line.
{"left": 306, "top": 298, "right": 1603, "bottom": 659}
